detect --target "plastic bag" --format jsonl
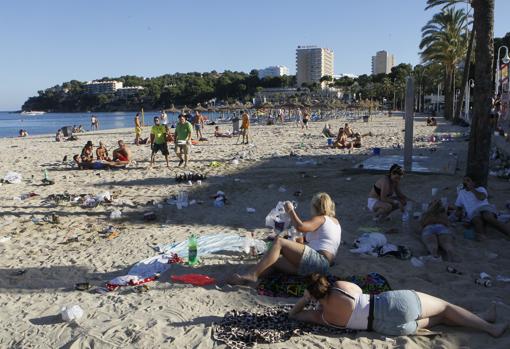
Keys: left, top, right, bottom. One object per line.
{"left": 265, "top": 201, "right": 291, "bottom": 232}
{"left": 60, "top": 305, "right": 84, "bottom": 322}
{"left": 3, "top": 172, "right": 22, "bottom": 184}
{"left": 171, "top": 274, "right": 216, "bottom": 286}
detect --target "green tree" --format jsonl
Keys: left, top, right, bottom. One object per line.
{"left": 420, "top": 8, "right": 468, "bottom": 119}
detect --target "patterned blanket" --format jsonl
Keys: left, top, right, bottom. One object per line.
{"left": 212, "top": 305, "right": 354, "bottom": 348}
{"left": 257, "top": 272, "right": 391, "bottom": 298}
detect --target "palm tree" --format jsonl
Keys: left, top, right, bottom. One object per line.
{"left": 467, "top": 0, "right": 495, "bottom": 185}
{"left": 426, "top": 1, "right": 474, "bottom": 122}
{"left": 420, "top": 8, "right": 468, "bottom": 120}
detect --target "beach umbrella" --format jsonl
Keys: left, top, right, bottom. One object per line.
{"left": 194, "top": 104, "right": 208, "bottom": 112}
{"left": 165, "top": 104, "right": 179, "bottom": 113}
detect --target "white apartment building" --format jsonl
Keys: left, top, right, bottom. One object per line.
{"left": 116, "top": 86, "right": 145, "bottom": 97}
{"left": 84, "top": 80, "right": 123, "bottom": 94}
{"left": 296, "top": 46, "right": 334, "bottom": 87}
{"left": 257, "top": 65, "right": 289, "bottom": 79}
{"left": 371, "top": 50, "right": 395, "bottom": 75}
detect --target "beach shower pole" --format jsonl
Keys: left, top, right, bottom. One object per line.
{"left": 404, "top": 76, "right": 414, "bottom": 172}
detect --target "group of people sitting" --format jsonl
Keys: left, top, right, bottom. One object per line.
{"left": 73, "top": 140, "right": 132, "bottom": 169}
{"left": 323, "top": 123, "right": 362, "bottom": 149}
{"left": 227, "top": 188, "right": 507, "bottom": 337}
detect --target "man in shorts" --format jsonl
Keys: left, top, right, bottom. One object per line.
{"left": 174, "top": 114, "right": 193, "bottom": 167}
{"left": 193, "top": 110, "right": 205, "bottom": 139}
{"left": 150, "top": 116, "right": 170, "bottom": 168}
{"left": 455, "top": 176, "right": 510, "bottom": 240}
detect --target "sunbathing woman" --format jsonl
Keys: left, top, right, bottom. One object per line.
{"left": 80, "top": 141, "right": 94, "bottom": 162}
{"left": 228, "top": 193, "right": 341, "bottom": 285}
{"left": 290, "top": 273, "right": 507, "bottom": 337}
{"left": 214, "top": 126, "right": 232, "bottom": 138}
{"left": 333, "top": 129, "right": 352, "bottom": 149}
{"left": 368, "top": 164, "right": 408, "bottom": 221}
{"left": 420, "top": 200, "right": 458, "bottom": 262}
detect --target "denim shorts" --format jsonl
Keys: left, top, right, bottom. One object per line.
{"left": 421, "top": 224, "right": 452, "bottom": 238}
{"left": 471, "top": 204, "right": 497, "bottom": 220}
{"left": 298, "top": 245, "right": 330, "bottom": 276}
{"left": 372, "top": 290, "right": 422, "bottom": 336}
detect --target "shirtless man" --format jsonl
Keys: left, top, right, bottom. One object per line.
{"left": 96, "top": 141, "right": 110, "bottom": 160}
{"left": 214, "top": 125, "right": 232, "bottom": 138}
{"left": 112, "top": 140, "right": 131, "bottom": 164}
{"left": 193, "top": 111, "right": 205, "bottom": 139}
{"left": 91, "top": 115, "right": 99, "bottom": 130}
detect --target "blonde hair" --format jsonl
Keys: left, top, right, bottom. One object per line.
{"left": 311, "top": 192, "right": 336, "bottom": 217}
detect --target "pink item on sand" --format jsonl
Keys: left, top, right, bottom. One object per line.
{"left": 171, "top": 274, "right": 216, "bottom": 286}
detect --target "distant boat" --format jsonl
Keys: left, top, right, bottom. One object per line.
{"left": 21, "top": 111, "right": 46, "bottom": 116}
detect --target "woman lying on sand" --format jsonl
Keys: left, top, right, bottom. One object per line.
{"left": 420, "top": 200, "right": 459, "bottom": 262}
{"left": 368, "top": 164, "right": 408, "bottom": 221}
{"left": 228, "top": 193, "right": 341, "bottom": 285}
{"left": 290, "top": 273, "right": 507, "bottom": 337}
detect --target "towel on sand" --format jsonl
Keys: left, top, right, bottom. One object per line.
{"left": 257, "top": 272, "right": 391, "bottom": 298}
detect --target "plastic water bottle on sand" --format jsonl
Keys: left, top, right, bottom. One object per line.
{"left": 188, "top": 234, "right": 198, "bottom": 265}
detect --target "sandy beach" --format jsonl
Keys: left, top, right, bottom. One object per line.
{"left": 0, "top": 115, "right": 509, "bottom": 349}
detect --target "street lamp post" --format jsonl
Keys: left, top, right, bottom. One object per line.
{"left": 436, "top": 83, "right": 441, "bottom": 113}
{"left": 495, "top": 45, "right": 510, "bottom": 96}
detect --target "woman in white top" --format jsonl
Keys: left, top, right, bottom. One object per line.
{"left": 228, "top": 193, "right": 341, "bottom": 285}
{"left": 290, "top": 273, "right": 507, "bottom": 337}
{"left": 455, "top": 176, "right": 510, "bottom": 240}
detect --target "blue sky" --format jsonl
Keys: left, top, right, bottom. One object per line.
{"left": 1, "top": 0, "right": 509, "bottom": 110}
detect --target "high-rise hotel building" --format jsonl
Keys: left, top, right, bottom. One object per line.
{"left": 296, "top": 46, "right": 334, "bottom": 87}
{"left": 371, "top": 50, "right": 395, "bottom": 75}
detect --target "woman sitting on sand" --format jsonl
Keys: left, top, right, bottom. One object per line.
{"left": 322, "top": 124, "right": 336, "bottom": 138}
{"left": 80, "top": 141, "right": 94, "bottom": 162}
{"left": 333, "top": 129, "right": 352, "bottom": 149}
{"left": 96, "top": 141, "right": 110, "bottom": 161}
{"left": 228, "top": 193, "right": 341, "bottom": 285}
{"left": 368, "top": 164, "right": 408, "bottom": 221}
{"left": 420, "top": 200, "right": 458, "bottom": 262}
{"left": 289, "top": 273, "right": 507, "bottom": 337}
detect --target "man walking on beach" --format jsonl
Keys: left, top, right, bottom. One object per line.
{"left": 174, "top": 114, "right": 193, "bottom": 167}
{"left": 150, "top": 116, "right": 170, "bottom": 168}
{"left": 134, "top": 113, "right": 142, "bottom": 145}
{"left": 241, "top": 110, "right": 250, "bottom": 144}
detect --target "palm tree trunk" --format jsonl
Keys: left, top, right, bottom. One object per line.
{"left": 454, "top": 28, "right": 476, "bottom": 123}
{"left": 467, "top": 0, "right": 495, "bottom": 185}
{"left": 444, "top": 70, "right": 454, "bottom": 120}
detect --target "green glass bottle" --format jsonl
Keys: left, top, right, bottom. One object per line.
{"left": 188, "top": 234, "right": 198, "bottom": 265}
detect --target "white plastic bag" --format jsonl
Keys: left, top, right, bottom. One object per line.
{"left": 110, "top": 210, "right": 122, "bottom": 220}
{"left": 60, "top": 305, "right": 84, "bottom": 322}
{"left": 265, "top": 201, "right": 291, "bottom": 231}
{"left": 3, "top": 172, "right": 22, "bottom": 184}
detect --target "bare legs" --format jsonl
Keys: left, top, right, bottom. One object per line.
{"left": 416, "top": 292, "right": 507, "bottom": 337}
{"left": 421, "top": 234, "right": 459, "bottom": 262}
{"left": 472, "top": 212, "right": 510, "bottom": 240}
{"left": 228, "top": 237, "right": 305, "bottom": 285}
{"left": 372, "top": 201, "right": 395, "bottom": 221}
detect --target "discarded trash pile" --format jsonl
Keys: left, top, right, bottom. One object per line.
{"left": 490, "top": 147, "right": 510, "bottom": 178}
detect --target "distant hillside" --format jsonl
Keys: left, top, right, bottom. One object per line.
{"left": 22, "top": 71, "right": 296, "bottom": 112}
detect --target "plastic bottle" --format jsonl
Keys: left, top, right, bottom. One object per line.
{"left": 188, "top": 234, "right": 198, "bottom": 265}
{"left": 44, "top": 169, "right": 49, "bottom": 181}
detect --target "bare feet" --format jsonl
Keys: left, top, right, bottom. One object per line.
{"left": 227, "top": 273, "right": 257, "bottom": 286}
{"left": 488, "top": 322, "right": 508, "bottom": 337}
{"left": 480, "top": 303, "right": 497, "bottom": 323}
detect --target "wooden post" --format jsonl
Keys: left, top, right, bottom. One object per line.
{"left": 141, "top": 108, "right": 145, "bottom": 127}
{"left": 404, "top": 77, "right": 414, "bottom": 172}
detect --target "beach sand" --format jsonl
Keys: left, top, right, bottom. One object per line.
{"left": 0, "top": 115, "right": 509, "bottom": 348}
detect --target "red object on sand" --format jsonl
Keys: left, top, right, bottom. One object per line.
{"left": 171, "top": 274, "right": 216, "bottom": 286}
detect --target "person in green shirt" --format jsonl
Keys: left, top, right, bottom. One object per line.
{"left": 174, "top": 114, "right": 193, "bottom": 167}
{"left": 150, "top": 116, "right": 170, "bottom": 168}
